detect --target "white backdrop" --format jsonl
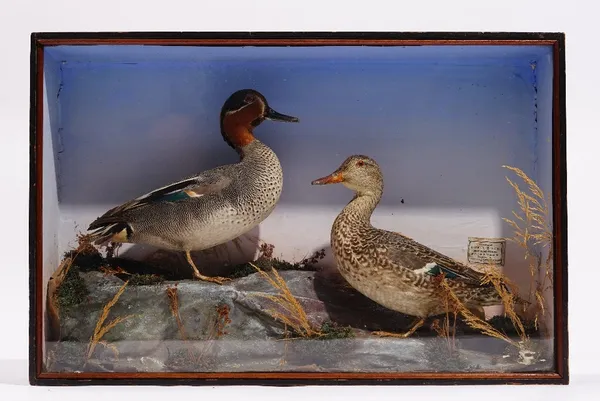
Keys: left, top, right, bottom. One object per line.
{"left": 0, "top": 0, "right": 596, "bottom": 399}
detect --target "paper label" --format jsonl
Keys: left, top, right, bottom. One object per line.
{"left": 467, "top": 237, "right": 506, "bottom": 265}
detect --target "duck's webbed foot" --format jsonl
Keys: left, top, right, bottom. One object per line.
{"left": 185, "top": 251, "right": 231, "bottom": 285}
{"left": 371, "top": 317, "right": 425, "bottom": 338}
{"left": 193, "top": 273, "right": 232, "bottom": 285}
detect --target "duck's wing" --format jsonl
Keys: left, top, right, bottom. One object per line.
{"left": 88, "top": 167, "right": 234, "bottom": 231}
{"left": 382, "top": 231, "right": 487, "bottom": 285}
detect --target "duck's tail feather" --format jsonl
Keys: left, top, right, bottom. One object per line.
{"left": 88, "top": 221, "right": 132, "bottom": 245}
{"left": 489, "top": 277, "right": 532, "bottom": 305}
{"left": 479, "top": 278, "right": 532, "bottom": 309}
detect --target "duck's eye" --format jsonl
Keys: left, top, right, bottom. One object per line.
{"left": 244, "top": 94, "right": 256, "bottom": 104}
{"left": 356, "top": 160, "right": 365, "bottom": 167}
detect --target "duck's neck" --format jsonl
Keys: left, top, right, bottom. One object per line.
{"left": 224, "top": 127, "right": 256, "bottom": 157}
{"left": 238, "top": 138, "right": 276, "bottom": 162}
{"left": 337, "top": 189, "right": 383, "bottom": 227}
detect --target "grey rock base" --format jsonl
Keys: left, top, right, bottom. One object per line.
{"left": 45, "top": 269, "right": 554, "bottom": 373}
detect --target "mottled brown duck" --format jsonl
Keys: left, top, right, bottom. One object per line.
{"left": 311, "top": 155, "right": 504, "bottom": 337}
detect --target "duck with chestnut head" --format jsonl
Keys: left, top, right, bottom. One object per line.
{"left": 88, "top": 89, "right": 299, "bottom": 284}
{"left": 311, "top": 155, "right": 504, "bottom": 337}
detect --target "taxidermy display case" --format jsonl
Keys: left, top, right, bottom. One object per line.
{"left": 29, "top": 32, "right": 568, "bottom": 385}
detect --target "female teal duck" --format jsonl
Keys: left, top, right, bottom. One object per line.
{"left": 311, "top": 155, "right": 504, "bottom": 337}
{"left": 88, "top": 89, "right": 299, "bottom": 284}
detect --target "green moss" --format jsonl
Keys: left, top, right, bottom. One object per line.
{"left": 226, "top": 256, "right": 319, "bottom": 279}
{"left": 63, "top": 249, "right": 105, "bottom": 272}
{"left": 57, "top": 266, "right": 89, "bottom": 309}
{"left": 226, "top": 262, "right": 259, "bottom": 279}
{"left": 128, "top": 274, "right": 165, "bottom": 286}
{"left": 318, "top": 321, "right": 355, "bottom": 340}
{"left": 61, "top": 241, "right": 169, "bottom": 285}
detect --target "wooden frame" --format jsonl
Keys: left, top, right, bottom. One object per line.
{"left": 29, "top": 31, "right": 568, "bottom": 386}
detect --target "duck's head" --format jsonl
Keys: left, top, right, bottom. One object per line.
{"left": 220, "top": 89, "right": 299, "bottom": 150}
{"left": 311, "top": 155, "right": 384, "bottom": 196}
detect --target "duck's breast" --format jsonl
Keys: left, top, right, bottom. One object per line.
{"left": 182, "top": 141, "right": 284, "bottom": 250}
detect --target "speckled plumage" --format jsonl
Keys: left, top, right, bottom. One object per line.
{"left": 313, "top": 155, "right": 503, "bottom": 327}
{"left": 88, "top": 89, "right": 299, "bottom": 283}
{"left": 89, "top": 140, "right": 282, "bottom": 251}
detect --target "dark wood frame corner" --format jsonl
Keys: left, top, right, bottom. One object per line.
{"left": 29, "top": 31, "right": 568, "bottom": 386}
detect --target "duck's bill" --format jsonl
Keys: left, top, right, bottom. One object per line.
{"left": 311, "top": 172, "right": 344, "bottom": 185}
{"left": 265, "top": 108, "right": 299, "bottom": 123}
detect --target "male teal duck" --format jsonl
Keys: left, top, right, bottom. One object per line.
{"left": 88, "top": 89, "right": 299, "bottom": 284}
{"left": 311, "top": 155, "right": 504, "bottom": 337}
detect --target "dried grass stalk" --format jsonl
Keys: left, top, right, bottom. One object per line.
{"left": 47, "top": 233, "right": 103, "bottom": 340}
{"left": 250, "top": 263, "right": 320, "bottom": 338}
{"left": 502, "top": 165, "right": 553, "bottom": 331}
{"left": 166, "top": 285, "right": 187, "bottom": 341}
{"left": 46, "top": 256, "right": 75, "bottom": 340}
{"left": 437, "top": 275, "right": 519, "bottom": 348}
{"left": 480, "top": 265, "right": 528, "bottom": 341}
{"left": 85, "top": 281, "right": 132, "bottom": 362}
{"left": 426, "top": 165, "right": 551, "bottom": 357}
{"left": 214, "top": 305, "right": 232, "bottom": 337}
{"left": 74, "top": 233, "right": 97, "bottom": 255}
{"left": 99, "top": 265, "right": 130, "bottom": 277}
{"left": 431, "top": 294, "right": 458, "bottom": 352}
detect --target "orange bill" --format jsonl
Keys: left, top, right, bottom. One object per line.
{"left": 311, "top": 172, "right": 344, "bottom": 185}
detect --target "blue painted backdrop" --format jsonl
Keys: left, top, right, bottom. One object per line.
{"left": 42, "top": 45, "right": 554, "bottom": 316}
